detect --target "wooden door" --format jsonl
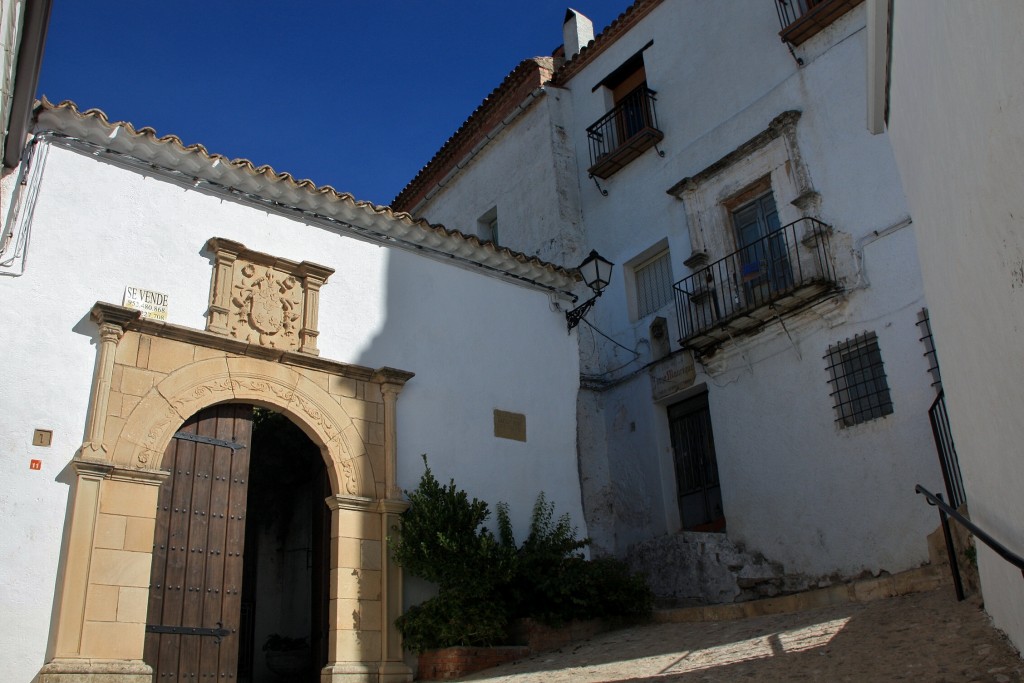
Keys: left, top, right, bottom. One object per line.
{"left": 144, "top": 404, "right": 254, "bottom": 680}
{"left": 668, "top": 393, "right": 725, "bottom": 532}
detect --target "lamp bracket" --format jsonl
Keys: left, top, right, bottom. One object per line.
{"left": 566, "top": 293, "right": 601, "bottom": 333}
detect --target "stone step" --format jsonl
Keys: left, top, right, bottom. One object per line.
{"left": 651, "top": 564, "right": 950, "bottom": 624}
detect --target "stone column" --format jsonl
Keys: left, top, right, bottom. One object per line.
{"left": 48, "top": 460, "right": 112, "bottom": 661}
{"left": 81, "top": 303, "right": 138, "bottom": 459}
{"left": 38, "top": 463, "right": 164, "bottom": 683}
{"left": 371, "top": 368, "right": 415, "bottom": 500}
{"left": 323, "top": 495, "right": 384, "bottom": 683}
{"left": 377, "top": 499, "right": 411, "bottom": 683}
{"left": 204, "top": 237, "right": 244, "bottom": 335}
{"left": 297, "top": 262, "right": 333, "bottom": 356}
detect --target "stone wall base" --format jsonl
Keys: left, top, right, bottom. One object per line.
{"left": 35, "top": 658, "right": 152, "bottom": 683}
{"left": 321, "top": 662, "right": 412, "bottom": 683}
{"left": 417, "top": 646, "right": 531, "bottom": 681}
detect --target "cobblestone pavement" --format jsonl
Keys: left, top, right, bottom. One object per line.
{"left": 460, "top": 590, "right": 1023, "bottom": 682}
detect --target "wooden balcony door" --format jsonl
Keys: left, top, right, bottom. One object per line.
{"left": 144, "top": 404, "right": 254, "bottom": 681}
{"left": 732, "top": 192, "right": 792, "bottom": 300}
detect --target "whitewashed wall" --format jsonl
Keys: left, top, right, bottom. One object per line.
{"left": 407, "top": 0, "right": 945, "bottom": 582}
{"left": 887, "top": 0, "right": 1024, "bottom": 653}
{"left": 0, "top": 142, "right": 584, "bottom": 681}
{"left": 562, "top": 1, "right": 942, "bottom": 576}
{"left": 410, "top": 91, "right": 586, "bottom": 267}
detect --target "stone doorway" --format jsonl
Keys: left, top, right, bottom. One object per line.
{"left": 38, "top": 302, "right": 415, "bottom": 683}
{"left": 142, "top": 404, "right": 332, "bottom": 682}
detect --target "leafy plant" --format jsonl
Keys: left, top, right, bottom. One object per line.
{"left": 389, "top": 457, "right": 514, "bottom": 651}
{"left": 395, "top": 590, "right": 509, "bottom": 653}
{"left": 390, "top": 458, "right": 652, "bottom": 651}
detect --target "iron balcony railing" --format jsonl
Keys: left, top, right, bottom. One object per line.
{"left": 775, "top": 0, "right": 861, "bottom": 45}
{"left": 586, "top": 86, "right": 664, "bottom": 179}
{"left": 673, "top": 217, "right": 837, "bottom": 353}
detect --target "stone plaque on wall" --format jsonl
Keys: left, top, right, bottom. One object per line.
{"left": 205, "top": 238, "right": 334, "bottom": 355}
{"left": 650, "top": 352, "right": 696, "bottom": 402}
{"left": 494, "top": 409, "right": 527, "bottom": 442}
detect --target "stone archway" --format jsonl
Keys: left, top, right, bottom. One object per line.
{"left": 37, "top": 302, "right": 414, "bottom": 683}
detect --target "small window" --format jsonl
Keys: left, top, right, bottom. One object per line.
{"left": 477, "top": 207, "right": 498, "bottom": 245}
{"left": 825, "top": 331, "right": 894, "bottom": 427}
{"left": 633, "top": 250, "right": 674, "bottom": 319}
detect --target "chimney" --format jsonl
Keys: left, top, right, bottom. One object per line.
{"left": 563, "top": 8, "right": 594, "bottom": 59}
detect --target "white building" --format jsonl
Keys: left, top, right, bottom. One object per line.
{"left": 0, "top": 98, "right": 587, "bottom": 683}
{"left": 395, "top": 0, "right": 947, "bottom": 599}
{"left": 875, "top": 0, "right": 1024, "bottom": 655}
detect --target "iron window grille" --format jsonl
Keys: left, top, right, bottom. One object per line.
{"left": 825, "top": 331, "right": 893, "bottom": 427}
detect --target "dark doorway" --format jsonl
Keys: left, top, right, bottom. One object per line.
{"left": 144, "top": 405, "right": 329, "bottom": 683}
{"left": 668, "top": 392, "right": 725, "bottom": 532}
{"left": 239, "top": 408, "right": 330, "bottom": 683}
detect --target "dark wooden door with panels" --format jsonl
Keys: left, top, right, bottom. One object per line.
{"left": 144, "top": 404, "right": 330, "bottom": 682}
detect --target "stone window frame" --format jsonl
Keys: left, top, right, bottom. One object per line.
{"left": 667, "top": 110, "right": 822, "bottom": 272}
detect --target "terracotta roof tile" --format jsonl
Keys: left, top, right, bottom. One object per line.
{"left": 391, "top": 57, "right": 554, "bottom": 212}
{"left": 390, "top": 1, "right": 664, "bottom": 213}
{"left": 32, "top": 98, "right": 578, "bottom": 292}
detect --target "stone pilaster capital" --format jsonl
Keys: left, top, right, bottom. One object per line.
{"left": 325, "top": 494, "right": 375, "bottom": 512}
{"left": 296, "top": 261, "right": 334, "bottom": 286}
{"left": 372, "top": 367, "right": 415, "bottom": 394}
{"left": 375, "top": 498, "right": 410, "bottom": 515}
{"left": 90, "top": 302, "right": 140, "bottom": 334}
{"left": 71, "top": 458, "right": 114, "bottom": 479}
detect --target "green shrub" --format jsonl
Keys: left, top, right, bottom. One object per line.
{"left": 395, "top": 589, "right": 509, "bottom": 653}
{"left": 389, "top": 457, "right": 514, "bottom": 652}
{"left": 390, "top": 458, "right": 652, "bottom": 651}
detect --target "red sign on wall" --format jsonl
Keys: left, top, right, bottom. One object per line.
{"left": 29, "top": 459, "right": 42, "bottom": 470}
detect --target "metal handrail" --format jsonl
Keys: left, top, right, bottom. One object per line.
{"left": 916, "top": 484, "right": 1024, "bottom": 601}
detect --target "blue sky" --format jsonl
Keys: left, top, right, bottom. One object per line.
{"left": 38, "top": 1, "right": 631, "bottom": 207}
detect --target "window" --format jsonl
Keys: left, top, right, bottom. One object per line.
{"left": 825, "top": 331, "right": 893, "bottom": 426}
{"left": 477, "top": 207, "right": 498, "bottom": 245}
{"left": 586, "top": 46, "right": 663, "bottom": 179}
{"left": 634, "top": 250, "right": 673, "bottom": 319}
{"left": 668, "top": 112, "right": 839, "bottom": 354}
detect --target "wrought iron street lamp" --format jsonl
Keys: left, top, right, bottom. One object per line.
{"left": 566, "top": 250, "right": 614, "bottom": 333}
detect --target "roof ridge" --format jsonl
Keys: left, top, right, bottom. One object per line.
{"left": 33, "top": 97, "right": 577, "bottom": 288}
{"left": 391, "top": 57, "right": 554, "bottom": 211}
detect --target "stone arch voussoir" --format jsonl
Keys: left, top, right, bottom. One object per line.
{"left": 114, "top": 356, "right": 373, "bottom": 497}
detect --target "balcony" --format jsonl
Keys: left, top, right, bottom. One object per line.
{"left": 775, "top": 0, "right": 863, "bottom": 46}
{"left": 586, "top": 86, "right": 664, "bottom": 180}
{"left": 673, "top": 217, "right": 838, "bottom": 355}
